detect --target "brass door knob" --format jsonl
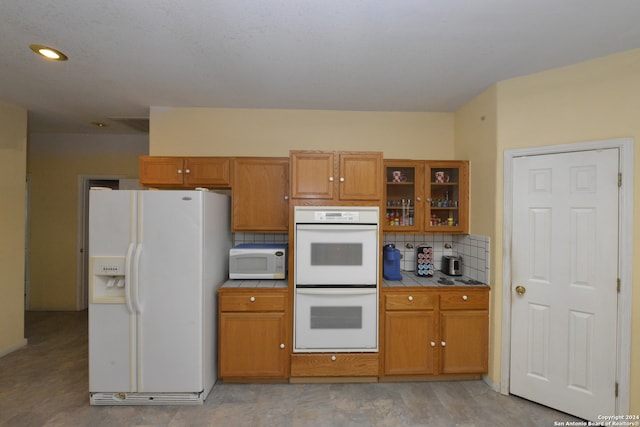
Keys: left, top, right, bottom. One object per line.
{"left": 515, "top": 285, "right": 526, "bottom": 295}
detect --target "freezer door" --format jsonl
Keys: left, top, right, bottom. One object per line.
{"left": 88, "top": 190, "right": 137, "bottom": 392}
{"left": 136, "top": 191, "right": 205, "bottom": 392}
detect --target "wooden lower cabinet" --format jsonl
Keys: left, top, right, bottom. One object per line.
{"left": 290, "top": 353, "right": 379, "bottom": 377}
{"left": 382, "top": 288, "right": 489, "bottom": 377}
{"left": 384, "top": 311, "right": 436, "bottom": 375}
{"left": 218, "top": 289, "right": 289, "bottom": 380}
{"left": 218, "top": 286, "right": 487, "bottom": 382}
{"left": 440, "top": 310, "right": 488, "bottom": 374}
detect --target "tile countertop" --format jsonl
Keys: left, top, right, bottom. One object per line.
{"left": 383, "top": 270, "right": 489, "bottom": 288}
{"left": 221, "top": 279, "right": 288, "bottom": 289}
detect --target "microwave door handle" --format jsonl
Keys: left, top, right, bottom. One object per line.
{"left": 295, "top": 288, "right": 377, "bottom": 296}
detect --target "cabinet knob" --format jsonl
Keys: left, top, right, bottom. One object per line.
{"left": 416, "top": 197, "right": 422, "bottom": 202}
{"left": 249, "top": 296, "right": 256, "bottom": 302}
{"left": 441, "top": 341, "right": 446, "bottom": 347}
{"left": 284, "top": 195, "right": 289, "bottom": 200}
{"left": 339, "top": 177, "right": 345, "bottom": 182}
{"left": 331, "top": 355, "right": 337, "bottom": 361}
{"left": 407, "top": 295, "right": 414, "bottom": 302}
{"left": 177, "top": 169, "right": 183, "bottom": 174}
{"left": 329, "top": 176, "right": 334, "bottom": 182}
{"left": 430, "top": 341, "right": 436, "bottom": 347}
{"left": 279, "top": 343, "right": 285, "bottom": 349}
{"left": 462, "top": 295, "right": 468, "bottom": 301}
{"left": 185, "top": 169, "right": 190, "bottom": 174}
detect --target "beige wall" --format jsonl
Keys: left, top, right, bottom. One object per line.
{"left": 456, "top": 49, "right": 640, "bottom": 412}
{"left": 27, "top": 134, "right": 148, "bottom": 310}
{"left": 150, "top": 107, "right": 454, "bottom": 159}
{"left": 0, "top": 101, "right": 27, "bottom": 356}
{"left": 453, "top": 86, "right": 499, "bottom": 379}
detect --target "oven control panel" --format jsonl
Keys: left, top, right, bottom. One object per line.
{"left": 295, "top": 206, "right": 379, "bottom": 224}
{"left": 314, "top": 211, "right": 359, "bottom": 222}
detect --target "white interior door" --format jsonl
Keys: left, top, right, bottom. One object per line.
{"left": 510, "top": 149, "right": 618, "bottom": 420}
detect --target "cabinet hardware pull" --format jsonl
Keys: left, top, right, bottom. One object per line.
{"left": 284, "top": 195, "right": 289, "bottom": 200}
{"left": 249, "top": 296, "right": 255, "bottom": 302}
{"left": 329, "top": 176, "right": 334, "bottom": 182}
{"left": 177, "top": 169, "right": 183, "bottom": 174}
{"left": 407, "top": 295, "right": 413, "bottom": 301}
{"left": 441, "top": 341, "right": 446, "bottom": 347}
{"left": 339, "top": 177, "right": 345, "bottom": 182}
{"left": 331, "top": 355, "right": 337, "bottom": 361}
{"left": 430, "top": 341, "right": 436, "bottom": 347}
{"left": 185, "top": 169, "right": 190, "bottom": 174}
{"left": 462, "top": 295, "right": 468, "bottom": 301}
{"left": 279, "top": 343, "right": 285, "bottom": 349}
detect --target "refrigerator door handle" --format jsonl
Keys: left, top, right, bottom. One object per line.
{"left": 124, "top": 242, "right": 135, "bottom": 314}
{"left": 132, "top": 243, "right": 143, "bottom": 314}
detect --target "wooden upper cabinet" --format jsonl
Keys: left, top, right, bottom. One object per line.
{"left": 184, "top": 157, "right": 230, "bottom": 187}
{"left": 339, "top": 152, "right": 383, "bottom": 200}
{"left": 383, "top": 160, "right": 469, "bottom": 234}
{"left": 424, "top": 160, "right": 469, "bottom": 233}
{"left": 232, "top": 157, "right": 289, "bottom": 232}
{"left": 290, "top": 150, "right": 382, "bottom": 201}
{"left": 139, "top": 156, "right": 185, "bottom": 186}
{"left": 139, "top": 156, "right": 230, "bottom": 188}
{"left": 290, "top": 151, "right": 334, "bottom": 199}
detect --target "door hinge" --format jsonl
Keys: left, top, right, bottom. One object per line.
{"left": 618, "top": 173, "right": 622, "bottom": 187}
{"left": 615, "top": 382, "right": 619, "bottom": 397}
{"left": 617, "top": 278, "right": 621, "bottom": 293}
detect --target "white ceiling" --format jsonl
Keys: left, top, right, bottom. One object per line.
{"left": 2, "top": 1, "right": 640, "bottom": 134}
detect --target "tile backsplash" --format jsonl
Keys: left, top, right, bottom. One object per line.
{"left": 383, "top": 233, "right": 491, "bottom": 284}
{"left": 234, "top": 232, "right": 491, "bottom": 285}
{"left": 233, "top": 232, "right": 288, "bottom": 245}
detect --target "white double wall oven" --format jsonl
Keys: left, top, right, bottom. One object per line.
{"left": 293, "top": 206, "right": 379, "bottom": 353}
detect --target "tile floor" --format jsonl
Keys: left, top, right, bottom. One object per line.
{"left": 0, "top": 311, "right": 582, "bottom": 426}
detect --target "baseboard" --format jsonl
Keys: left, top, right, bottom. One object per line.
{"left": 483, "top": 374, "right": 501, "bottom": 393}
{"left": 0, "top": 338, "right": 28, "bottom": 358}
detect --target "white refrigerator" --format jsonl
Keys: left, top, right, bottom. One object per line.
{"left": 88, "top": 189, "right": 231, "bottom": 405}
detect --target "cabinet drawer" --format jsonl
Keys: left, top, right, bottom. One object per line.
{"left": 385, "top": 293, "right": 435, "bottom": 311}
{"left": 440, "top": 291, "right": 489, "bottom": 310}
{"left": 220, "top": 293, "right": 286, "bottom": 312}
{"left": 290, "top": 353, "right": 379, "bottom": 377}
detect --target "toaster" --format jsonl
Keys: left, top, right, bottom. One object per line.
{"left": 442, "top": 255, "right": 463, "bottom": 276}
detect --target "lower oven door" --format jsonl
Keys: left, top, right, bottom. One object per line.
{"left": 294, "top": 287, "right": 378, "bottom": 352}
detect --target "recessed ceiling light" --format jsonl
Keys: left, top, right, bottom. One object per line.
{"left": 29, "top": 44, "right": 68, "bottom": 61}
{"left": 91, "top": 122, "right": 110, "bottom": 128}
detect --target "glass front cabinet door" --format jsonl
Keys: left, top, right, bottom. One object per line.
{"left": 384, "top": 161, "right": 423, "bottom": 232}
{"left": 384, "top": 160, "right": 469, "bottom": 234}
{"left": 424, "top": 161, "right": 469, "bottom": 233}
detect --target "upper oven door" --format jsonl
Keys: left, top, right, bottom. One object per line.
{"left": 295, "top": 224, "right": 378, "bottom": 285}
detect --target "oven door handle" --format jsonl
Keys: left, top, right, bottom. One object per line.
{"left": 295, "top": 288, "right": 377, "bottom": 295}
{"left": 296, "top": 224, "right": 378, "bottom": 231}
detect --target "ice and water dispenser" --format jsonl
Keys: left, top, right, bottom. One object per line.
{"left": 89, "top": 256, "right": 127, "bottom": 303}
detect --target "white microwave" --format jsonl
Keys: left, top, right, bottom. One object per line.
{"left": 229, "top": 244, "right": 287, "bottom": 279}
